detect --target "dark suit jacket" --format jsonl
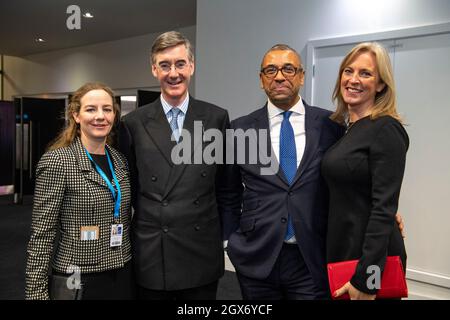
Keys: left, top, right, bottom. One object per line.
{"left": 120, "top": 96, "right": 229, "bottom": 290}
{"left": 221, "top": 101, "right": 344, "bottom": 293}
{"left": 322, "top": 116, "right": 408, "bottom": 294}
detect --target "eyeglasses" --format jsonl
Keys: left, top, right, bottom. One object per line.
{"left": 157, "top": 61, "right": 189, "bottom": 73}
{"left": 261, "top": 64, "right": 303, "bottom": 79}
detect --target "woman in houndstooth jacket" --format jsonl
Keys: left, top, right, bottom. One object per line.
{"left": 25, "top": 83, "right": 134, "bottom": 300}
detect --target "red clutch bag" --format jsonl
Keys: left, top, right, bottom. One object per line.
{"left": 327, "top": 256, "right": 408, "bottom": 299}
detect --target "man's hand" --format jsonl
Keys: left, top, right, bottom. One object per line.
{"left": 395, "top": 213, "right": 405, "bottom": 238}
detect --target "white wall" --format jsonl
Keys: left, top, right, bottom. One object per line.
{"left": 3, "top": 25, "right": 196, "bottom": 99}
{"left": 195, "top": 0, "right": 450, "bottom": 120}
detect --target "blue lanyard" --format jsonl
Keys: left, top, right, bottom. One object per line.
{"left": 84, "top": 148, "right": 122, "bottom": 220}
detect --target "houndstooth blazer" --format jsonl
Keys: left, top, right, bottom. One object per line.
{"left": 25, "top": 137, "right": 132, "bottom": 300}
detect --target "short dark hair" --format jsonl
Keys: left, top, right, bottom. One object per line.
{"left": 261, "top": 44, "right": 303, "bottom": 69}
{"left": 151, "top": 31, "right": 194, "bottom": 64}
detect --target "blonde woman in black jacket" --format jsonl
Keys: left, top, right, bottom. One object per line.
{"left": 322, "top": 43, "right": 407, "bottom": 300}
{"left": 25, "top": 83, "right": 133, "bottom": 300}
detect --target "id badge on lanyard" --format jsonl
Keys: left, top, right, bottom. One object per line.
{"left": 85, "top": 148, "right": 123, "bottom": 247}
{"left": 110, "top": 224, "right": 123, "bottom": 247}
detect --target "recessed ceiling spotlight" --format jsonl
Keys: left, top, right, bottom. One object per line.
{"left": 35, "top": 38, "right": 45, "bottom": 43}
{"left": 83, "top": 12, "right": 94, "bottom": 18}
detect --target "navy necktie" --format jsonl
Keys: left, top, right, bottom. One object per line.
{"left": 169, "top": 108, "right": 182, "bottom": 142}
{"left": 280, "top": 111, "right": 296, "bottom": 241}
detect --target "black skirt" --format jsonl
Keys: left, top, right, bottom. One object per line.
{"left": 51, "top": 261, "right": 135, "bottom": 300}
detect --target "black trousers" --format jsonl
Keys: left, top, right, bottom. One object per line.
{"left": 52, "top": 261, "right": 135, "bottom": 300}
{"left": 138, "top": 281, "right": 218, "bottom": 300}
{"left": 237, "top": 243, "right": 327, "bottom": 300}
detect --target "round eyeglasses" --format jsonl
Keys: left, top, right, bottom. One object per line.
{"left": 157, "top": 60, "right": 188, "bottom": 73}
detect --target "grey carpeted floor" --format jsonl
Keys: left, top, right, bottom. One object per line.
{"left": 0, "top": 195, "right": 241, "bottom": 300}
{"left": 0, "top": 195, "right": 33, "bottom": 300}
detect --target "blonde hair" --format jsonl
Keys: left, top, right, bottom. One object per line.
{"left": 48, "top": 82, "right": 120, "bottom": 151}
{"left": 330, "top": 42, "right": 402, "bottom": 125}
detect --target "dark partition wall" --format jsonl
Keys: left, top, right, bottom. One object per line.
{"left": 0, "top": 101, "right": 14, "bottom": 188}
{"left": 137, "top": 90, "right": 160, "bottom": 107}
{"left": 14, "top": 97, "right": 66, "bottom": 202}
{"left": 109, "top": 96, "right": 122, "bottom": 149}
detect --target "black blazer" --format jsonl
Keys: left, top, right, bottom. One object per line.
{"left": 220, "top": 101, "right": 344, "bottom": 293}
{"left": 322, "top": 116, "right": 408, "bottom": 294}
{"left": 120, "top": 96, "right": 230, "bottom": 290}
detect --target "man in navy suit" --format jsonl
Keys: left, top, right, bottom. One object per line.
{"left": 221, "top": 44, "right": 344, "bottom": 299}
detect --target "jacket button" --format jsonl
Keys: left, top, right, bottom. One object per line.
{"left": 194, "top": 225, "right": 201, "bottom": 231}
{"left": 201, "top": 171, "right": 207, "bottom": 177}
{"left": 194, "top": 199, "right": 200, "bottom": 205}
{"left": 151, "top": 176, "right": 157, "bottom": 182}
{"left": 162, "top": 201, "right": 168, "bottom": 207}
{"left": 162, "top": 226, "right": 169, "bottom": 233}
{"left": 288, "top": 191, "right": 293, "bottom": 196}
{"left": 281, "top": 217, "right": 287, "bottom": 223}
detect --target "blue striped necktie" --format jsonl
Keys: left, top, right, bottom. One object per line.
{"left": 169, "top": 108, "right": 182, "bottom": 142}
{"left": 280, "top": 111, "right": 296, "bottom": 241}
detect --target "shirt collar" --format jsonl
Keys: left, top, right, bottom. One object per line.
{"left": 161, "top": 93, "right": 190, "bottom": 115}
{"left": 267, "top": 96, "right": 305, "bottom": 120}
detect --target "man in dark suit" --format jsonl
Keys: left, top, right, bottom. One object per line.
{"left": 221, "top": 44, "right": 344, "bottom": 299}
{"left": 119, "top": 31, "right": 229, "bottom": 300}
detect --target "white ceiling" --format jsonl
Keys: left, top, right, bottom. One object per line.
{"left": 0, "top": 0, "right": 196, "bottom": 56}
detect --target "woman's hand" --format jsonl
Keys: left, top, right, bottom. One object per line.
{"left": 334, "top": 281, "right": 376, "bottom": 300}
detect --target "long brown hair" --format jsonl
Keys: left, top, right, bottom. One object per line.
{"left": 330, "top": 42, "right": 403, "bottom": 125}
{"left": 47, "top": 82, "right": 120, "bottom": 151}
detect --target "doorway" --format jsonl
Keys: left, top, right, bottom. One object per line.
{"left": 14, "top": 97, "right": 66, "bottom": 203}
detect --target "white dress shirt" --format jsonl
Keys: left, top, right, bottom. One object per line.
{"left": 161, "top": 94, "right": 190, "bottom": 132}
{"left": 267, "top": 97, "right": 306, "bottom": 168}
{"left": 267, "top": 97, "right": 306, "bottom": 244}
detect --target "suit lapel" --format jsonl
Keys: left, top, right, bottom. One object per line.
{"left": 291, "top": 103, "right": 321, "bottom": 185}
{"left": 251, "top": 105, "right": 289, "bottom": 188}
{"left": 141, "top": 98, "right": 176, "bottom": 165}
{"left": 71, "top": 137, "right": 108, "bottom": 188}
{"left": 181, "top": 97, "right": 206, "bottom": 160}
{"left": 163, "top": 97, "right": 207, "bottom": 198}
{"left": 106, "top": 145, "right": 127, "bottom": 183}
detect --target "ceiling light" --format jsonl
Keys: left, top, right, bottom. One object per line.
{"left": 35, "top": 38, "right": 45, "bottom": 43}
{"left": 83, "top": 12, "right": 94, "bottom": 18}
